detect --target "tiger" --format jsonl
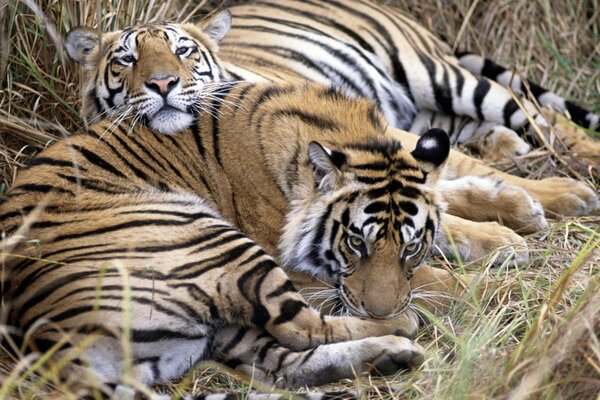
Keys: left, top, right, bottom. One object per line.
{"left": 2, "top": 8, "right": 597, "bottom": 400}
{"left": 1, "top": 14, "right": 490, "bottom": 396}
{"left": 1, "top": 80, "right": 470, "bottom": 398}
{"left": 64, "top": 6, "right": 598, "bottom": 254}
{"left": 221, "top": 0, "right": 600, "bottom": 167}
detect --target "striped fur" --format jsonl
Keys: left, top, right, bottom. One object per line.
{"left": 219, "top": 0, "right": 600, "bottom": 160}
{"left": 1, "top": 82, "right": 452, "bottom": 396}
{"left": 456, "top": 52, "right": 600, "bottom": 131}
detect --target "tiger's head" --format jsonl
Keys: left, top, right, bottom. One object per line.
{"left": 281, "top": 129, "right": 450, "bottom": 320}
{"left": 65, "top": 11, "right": 232, "bottom": 134}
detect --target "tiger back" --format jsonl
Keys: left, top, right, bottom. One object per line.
{"left": 221, "top": 0, "right": 600, "bottom": 165}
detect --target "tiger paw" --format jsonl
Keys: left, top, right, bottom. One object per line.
{"left": 363, "top": 336, "right": 425, "bottom": 376}
{"left": 465, "top": 126, "right": 531, "bottom": 162}
{"left": 541, "top": 109, "right": 600, "bottom": 168}
{"left": 437, "top": 215, "right": 529, "bottom": 266}
{"left": 438, "top": 176, "right": 548, "bottom": 233}
{"left": 521, "top": 176, "right": 599, "bottom": 216}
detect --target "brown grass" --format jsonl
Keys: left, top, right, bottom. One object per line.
{"left": 0, "top": 0, "right": 599, "bottom": 399}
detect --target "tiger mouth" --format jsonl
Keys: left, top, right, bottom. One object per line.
{"left": 147, "top": 105, "right": 194, "bottom": 135}
{"left": 338, "top": 286, "right": 410, "bottom": 319}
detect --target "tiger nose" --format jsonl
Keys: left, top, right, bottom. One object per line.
{"left": 146, "top": 75, "right": 179, "bottom": 96}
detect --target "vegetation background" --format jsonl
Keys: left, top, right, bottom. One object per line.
{"left": 0, "top": 0, "right": 599, "bottom": 398}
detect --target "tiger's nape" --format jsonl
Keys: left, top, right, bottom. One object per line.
{"left": 0, "top": 82, "right": 459, "bottom": 398}
{"left": 222, "top": 0, "right": 600, "bottom": 167}
{"left": 65, "top": 10, "right": 233, "bottom": 135}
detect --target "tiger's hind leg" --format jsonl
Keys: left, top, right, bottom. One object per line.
{"left": 212, "top": 326, "right": 424, "bottom": 388}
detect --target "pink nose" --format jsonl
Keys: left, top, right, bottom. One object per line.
{"left": 146, "top": 75, "right": 179, "bottom": 96}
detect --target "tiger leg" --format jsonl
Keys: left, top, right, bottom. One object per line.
{"left": 213, "top": 326, "right": 424, "bottom": 388}
{"left": 436, "top": 177, "right": 547, "bottom": 233}
{"left": 436, "top": 214, "right": 529, "bottom": 265}
{"left": 386, "top": 126, "right": 598, "bottom": 217}
{"left": 414, "top": 108, "right": 600, "bottom": 168}
{"left": 440, "top": 148, "right": 599, "bottom": 217}
{"left": 405, "top": 54, "right": 600, "bottom": 167}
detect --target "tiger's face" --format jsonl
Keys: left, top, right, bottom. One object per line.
{"left": 281, "top": 129, "right": 449, "bottom": 320}
{"left": 66, "top": 11, "right": 232, "bottom": 134}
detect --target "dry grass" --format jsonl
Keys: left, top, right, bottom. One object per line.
{"left": 0, "top": 0, "right": 599, "bottom": 399}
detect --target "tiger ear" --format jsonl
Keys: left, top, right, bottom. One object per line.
{"left": 197, "top": 9, "right": 232, "bottom": 44}
{"left": 307, "top": 141, "right": 347, "bottom": 191}
{"left": 66, "top": 27, "right": 100, "bottom": 65}
{"left": 410, "top": 128, "right": 450, "bottom": 182}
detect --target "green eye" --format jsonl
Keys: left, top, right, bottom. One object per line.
{"left": 348, "top": 236, "right": 366, "bottom": 253}
{"left": 404, "top": 242, "right": 422, "bottom": 256}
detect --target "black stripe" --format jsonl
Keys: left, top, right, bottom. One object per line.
{"left": 398, "top": 201, "right": 418, "bottom": 216}
{"left": 565, "top": 101, "right": 594, "bottom": 129}
{"left": 271, "top": 109, "right": 337, "bottom": 131}
{"left": 190, "top": 117, "right": 205, "bottom": 158}
{"left": 481, "top": 57, "right": 506, "bottom": 79}
{"left": 364, "top": 201, "right": 388, "bottom": 214}
{"left": 273, "top": 299, "right": 307, "bottom": 325}
{"left": 53, "top": 216, "right": 212, "bottom": 243}
{"left": 503, "top": 100, "right": 520, "bottom": 128}
{"left": 131, "top": 329, "right": 207, "bottom": 343}
{"left": 237, "top": 259, "right": 277, "bottom": 326}
{"left": 11, "top": 183, "right": 74, "bottom": 196}
{"left": 73, "top": 144, "right": 127, "bottom": 178}
{"left": 308, "top": 204, "right": 333, "bottom": 268}
{"left": 26, "top": 157, "right": 80, "bottom": 169}
{"left": 473, "top": 79, "right": 491, "bottom": 121}
{"left": 171, "top": 241, "right": 258, "bottom": 279}
{"left": 266, "top": 280, "right": 296, "bottom": 298}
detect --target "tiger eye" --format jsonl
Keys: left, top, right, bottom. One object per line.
{"left": 349, "top": 236, "right": 365, "bottom": 250}
{"left": 404, "top": 242, "right": 421, "bottom": 256}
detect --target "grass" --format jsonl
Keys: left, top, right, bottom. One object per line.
{"left": 1, "top": 0, "right": 599, "bottom": 399}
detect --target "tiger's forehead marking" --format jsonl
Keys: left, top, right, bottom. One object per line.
{"left": 114, "top": 24, "right": 191, "bottom": 52}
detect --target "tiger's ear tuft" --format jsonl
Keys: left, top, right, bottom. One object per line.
{"left": 197, "top": 9, "right": 232, "bottom": 44}
{"left": 307, "top": 141, "right": 347, "bottom": 191}
{"left": 411, "top": 128, "right": 450, "bottom": 176}
{"left": 66, "top": 27, "right": 100, "bottom": 65}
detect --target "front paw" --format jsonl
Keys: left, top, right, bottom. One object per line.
{"left": 437, "top": 216, "right": 529, "bottom": 266}
{"left": 439, "top": 177, "right": 548, "bottom": 233}
{"left": 526, "top": 177, "right": 599, "bottom": 217}
{"left": 363, "top": 336, "right": 425, "bottom": 375}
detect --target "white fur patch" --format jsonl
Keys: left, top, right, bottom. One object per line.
{"left": 148, "top": 108, "right": 195, "bottom": 135}
{"left": 538, "top": 92, "right": 566, "bottom": 109}
{"left": 419, "top": 137, "right": 438, "bottom": 150}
